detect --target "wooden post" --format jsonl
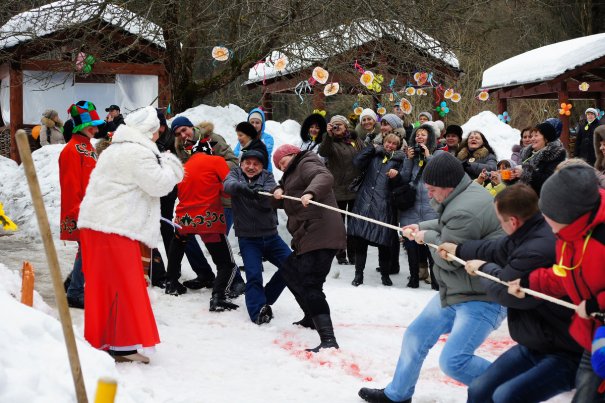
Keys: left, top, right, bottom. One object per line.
{"left": 558, "top": 85, "right": 570, "bottom": 150}
{"left": 20, "top": 261, "right": 34, "bottom": 307}
{"left": 158, "top": 69, "right": 171, "bottom": 110}
{"left": 15, "top": 130, "right": 88, "bottom": 403}
{"left": 497, "top": 95, "right": 507, "bottom": 115}
{"left": 9, "top": 66, "right": 23, "bottom": 164}
{"left": 261, "top": 92, "right": 273, "bottom": 120}
{"left": 312, "top": 86, "right": 326, "bottom": 112}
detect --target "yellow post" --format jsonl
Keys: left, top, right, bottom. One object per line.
{"left": 20, "top": 261, "right": 34, "bottom": 307}
{"left": 94, "top": 378, "right": 117, "bottom": 403}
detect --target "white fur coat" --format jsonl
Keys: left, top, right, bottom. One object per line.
{"left": 78, "top": 125, "right": 184, "bottom": 247}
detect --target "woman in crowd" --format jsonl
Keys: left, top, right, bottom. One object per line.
{"left": 511, "top": 127, "right": 533, "bottom": 164}
{"left": 319, "top": 115, "right": 363, "bottom": 265}
{"left": 299, "top": 112, "right": 327, "bottom": 154}
{"left": 397, "top": 124, "right": 439, "bottom": 289}
{"left": 348, "top": 133, "right": 405, "bottom": 287}
{"left": 456, "top": 130, "right": 498, "bottom": 179}
{"left": 355, "top": 108, "right": 380, "bottom": 143}
{"left": 513, "top": 122, "right": 566, "bottom": 195}
{"left": 234, "top": 108, "right": 275, "bottom": 171}
{"left": 39, "top": 109, "right": 65, "bottom": 146}
{"left": 77, "top": 106, "right": 184, "bottom": 364}
{"left": 366, "top": 113, "right": 406, "bottom": 147}
{"left": 236, "top": 121, "right": 269, "bottom": 168}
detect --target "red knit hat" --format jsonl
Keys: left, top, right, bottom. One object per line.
{"left": 273, "top": 144, "right": 301, "bottom": 170}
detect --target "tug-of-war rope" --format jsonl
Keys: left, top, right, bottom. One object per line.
{"left": 259, "top": 191, "right": 578, "bottom": 311}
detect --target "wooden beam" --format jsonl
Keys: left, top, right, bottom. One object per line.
{"left": 552, "top": 54, "right": 605, "bottom": 84}
{"left": 9, "top": 66, "right": 23, "bottom": 163}
{"left": 21, "top": 60, "right": 165, "bottom": 75}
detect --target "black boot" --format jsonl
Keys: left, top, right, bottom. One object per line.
{"left": 358, "top": 387, "right": 410, "bottom": 403}
{"left": 336, "top": 249, "right": 348, "bottom": 265}
{"left": 165, "top": 280, "right": 187, "bottom": 296}
{"left": 381, "top": 273, "right": 393, "bottom": 286}
{"left": 209, "top": 293, "right": 239, "bottom": 312}
{"left": 405, "top": 242, "right": 420, "bottom": 289}
{"left": 306, "top": 314, "right": 339, "bottom": 352}
{"left": 292, "top": 315, "right": 316, "bottom": 329}
{"left": 183, "top": 275, "right": 215, "bottom": 290}
{"left": 351, "top": 270, "right": 364, "bottom": 286}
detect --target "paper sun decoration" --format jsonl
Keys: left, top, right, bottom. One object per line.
{"left": 450, "top": 93, "right": 462, "bottom": 103}
{"left": 324, "top": 82, "right": 340, "bottom": 96}
{"left": 399, "top": 98, "right": 413, "bottom": 115}
{"left": 435, "top": 101, "right": 450, "bottom": 117}
{"left": 405, "top": 87, "right": 416, "bottom": 96}
{"left": 75, "top": 52, "right": 96, "bottom": 74}
{"left": 414, "top": 72, "right": 428, "bottom": 86}
{"left": 376, "top": 104, "right": 387, "bottom": 116}
{"left": 212, "top": 46, "right": 231, "bottom": 62}
{"left": 416, "top": 89, "right": 427, "bottom": 96}
{"left": 312, "top": 67, "right": 329, "bottom": 84}
{"left": 294, "top": 66, "right": 331, "bottom": 103}
{"left": 579, "top": 82, "right": 590, "bottom": 92}
{"left": 274, "top": 57, "right": 288, "bottom": 72}
{"left": 498, "top": 111, "right": 511, "bottom": 124}
{"left": 477, "top": 90, "right": 490, "bottom": 101}
{"left": 354, "top": 106, "right": 364, "bottom": 115}
{"left": 444, "top": 88, "right": 462, "bottom": 103}
{"left": 559, "top": 103, "right": 573, "bottom": 116}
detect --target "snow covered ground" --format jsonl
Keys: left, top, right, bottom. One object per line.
{"left": 0, "top": 104, "right": 570, "bottom": 402}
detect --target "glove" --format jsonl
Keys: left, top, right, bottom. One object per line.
{"left": 240, "top": 185, "right": 257, "bottom": 199}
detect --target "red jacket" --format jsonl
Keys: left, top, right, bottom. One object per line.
{"left": 58, "top": 134, "right": 97, "bottom": 241}
{"left": 530, "top": 189, "right": 605, "bottom": 351}
{"left": 175, "top": 153, "right": 230, "bottom": 235}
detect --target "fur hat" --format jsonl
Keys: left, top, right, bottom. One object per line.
{"left": 359, "top": 108, "right": 378, "bottom": 122}
{"left": 273, "top": 144, "right": 301, "bottom": 170}
{"left": 433, "top": 120, "right": 445, "bottom": 133}
{"left": 68, "top": 101, "right": 104, "bottom": 133}
{"left": 536, "top": 122, "right": 558, "bottom": 143}
{"left": 418, "top": 111, "right": 433, "bottom": 121}
{"left": 236, "top": 121, "right": 259, "bottom": 139}
{"left": 381, "top": 114, "right": 403, "bottom": 129}
{"left": 422, "top": 151, "right": 465, "bottom": 188}
{"left": 445, "top": 124, "right": 463, "bottom": 141}
{"left": 124, "top": 106, "right": 160, "bottom": 140}
{"left": 171, "top": 116, "right": 194, "bottom": 133}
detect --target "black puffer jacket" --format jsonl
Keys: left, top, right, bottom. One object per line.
{"left": 519, "top": 141, "right": 566, "bottom": 195}
{"left": 347, "top": 145, "right": 404, "bottom": 246}
{"left": 457, "top": 213, "right": 582, "bottom": 357}
{"left": 575, "top": 119, "right": 601, "bottom": 166}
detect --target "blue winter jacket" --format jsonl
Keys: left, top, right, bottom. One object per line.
{"left": 398, "top": 155, "right": 439, "bottom": 226}
{"left": 234, "top": 108, "right": 275, "bottom": 172}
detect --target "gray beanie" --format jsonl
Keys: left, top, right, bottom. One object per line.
{"left": 422, "top": 151, "right": 465, "bottom": 188}
{"left": 539, "top": 165, "right": 600, "bottom": 224}
{"left": 419, "top": 111, "right": 433, "bottom": 121}
{"left": 381, "top": 113, "right": 403, "bottom": 129}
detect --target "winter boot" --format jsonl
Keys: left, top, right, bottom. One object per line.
{"left": 336, "top": 249, "right": 348, "bottom": 265}
{"left": 351, "top": 269, "right": 364, "bottom": 286}
{"left": 359, "top": 388, "right": 410, "bottom": 403}
{"left": 209, "top": 293, "right": 239, "bottom": 312}
{"left": 381, "top": 273, "right": 393, "bottom": 286}
{"left": 255, "top": 304, "right": 273, "bottom": 325}
{"left": 165, "top": 280, "right": 187, "bottom": 296}
{"left": 306, "top": 314, "right": 339, "bottom": 352}
{"left": 292, "top": 315, "right": 316, "bottom": 329}
{"left": 183, "top": 274, "right": 215, "bottom": 290}
{"left": 227, "top": 276, "right": 246, "bottom": 298}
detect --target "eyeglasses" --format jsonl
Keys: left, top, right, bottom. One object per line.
{"left": 552, "top": 231, "right": 592, "bottom": 277}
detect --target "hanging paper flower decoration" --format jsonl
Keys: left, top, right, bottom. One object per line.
{"left": 76, "top": 52, "right": 96, "bottom": 74}
{"left": 559, "top": 103, "right": 573, "bottom": 116}
{"left": 354, "top": 106, "right": 363, "bottom": 115}
{"left": 477, "top": 90, "right": 490, "bottom": 101}
{"left": 389, "top": 93, "right": 394, "bottom": 102}
{"left": 360, "top": 71, "right": 375, "bottom": 87}
{"left": 312, "top": 109, "right": 327, "bottom": 117}
{"left": 450, "top": 93, "right": 462, "bottom": 103}
{"left": 367, "top": 74, "right": 384, "bottom": 93}
{"left": 324, "top": 82, "right": 340, "bottom": 96}
{"left": 435, "top": 101, "right": 450, "bottom": 117}
{"left": 405, "top": 87, "right": 416, "bottom": 96}
{"left": 312, "top": 67, "right": 329, "bottom": 84}
{"left": 399, "top": 98, "right": 413, "bottom": 115}
{"left": 579, "top": 82, "right": 590, "bottom": 92}
{"left": 413, "top": 72, "right": 428, "bottom": 86}
{"left": 498, "top": 111, "right": 511, "bottom": 123}
{"left": 212, "top": 46, "right": 230, "bottom": 62}
{"left": 444, "top": 88, "right": 454, "bottom": 99}
{"left": 416, "top": 89, "right": 427, "bottom": 96}
{"left": 376, "top": 104, "right": 387, "bottom": 115}
{"left": 274, "top": 56, "right": 288, "bottom": 72}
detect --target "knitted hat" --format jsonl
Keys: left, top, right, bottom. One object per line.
{"left": 544, "top": 118, "right": 563, "bottom": 137}
{"left": 539, "top": 165, "right": 600, "bottom": 224}
{"left": 68, "top": 101, "right": 104, "bottom": 133}
{"left": 445, "top": 124, "right": 463, "bottom": 141}
{"left": 434, "top": 120, "right": 445, "bottom": 133}
{"left": 273, "top": 144, "right": 301, "bottom": 170}
{"left": 171, "top": 116, "right": 194, "bottom": 133}
{"left": 381, "top": 113, "right": 403, "bottom": 129}
{"left": 248, "top": 111, "right": 263, "bottom": 122}
{"left": 422, "top": 151, "right": 465, "bottom": 188}
{"left": 419, "top": 111, "right": 433, "bottom": 121}
{"left": 330, "top": 115, "right": 349, "bottom": 127}
{"left": 536, "top": 122, "right": 558, "bottom": 143}
{"left": 236, "top": 121, "right": 258, "bottom": 139}
{"left": 586, "top": 108, "right": 599, "bottom": 117}
{"left": 124, "top": 106, "right": 160, "bottom": 140}
{"left": 42, "top": 109, "right": 58, "bottom": 120}
{"left": 359, "top": 108, "right": 378, "bottom": 122}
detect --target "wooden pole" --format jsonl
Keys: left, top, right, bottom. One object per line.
{"left": 20, "top": 261, "right": 34, "bottom": 307}
{"left": 15, "top": 130, "right": 88, "bottom": 403}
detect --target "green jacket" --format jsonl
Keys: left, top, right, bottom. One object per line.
{"left": 420, "top": 174, "right": 504, "bottom": 307}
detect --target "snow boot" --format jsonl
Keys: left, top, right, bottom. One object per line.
{"left": 306, "top": 314, "right": 339, "bottom": 352}
{"left": 381, "top": 273, "right": 393, "bottom": 286}
{"left": 351, "top": 269, "right": 364, "bottom": 286}
{"left": 183, "top": 275, "right": 215, "bottom": 290}
{"left": 165, "top": 280, "right": 187, "bottom": 296}
{"left": 111, "top": 351, "right": 150, "bottom": 364}
{"left": 358, "top": 388, "right": 410, "bottom": 403}
{"left": 292, "top": 314, "right": 316, "bottom": 329}
{"left": 255, "top": 304, "right": 273, "bottom": 325}
{"left": 209, "top": 294, "right": 239, "bottom": 312}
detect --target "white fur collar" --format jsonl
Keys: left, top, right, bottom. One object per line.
{"left": 112, "top": 124, "right": 160, "bottom": 154}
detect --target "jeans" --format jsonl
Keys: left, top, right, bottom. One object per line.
{"left": 384, "top": 294, "right": 507, "bottom": 402}
{"left": 572, "top": 350, "right": 605, "bottom": 403}
{"left": 467, "top": 344, "right": 578, "bottom": 403}
{"left": 238, "top": 234, "right": 291, "bottom": 321}
{"left": 66, "top": 243, "right": 84, "bottom": 301}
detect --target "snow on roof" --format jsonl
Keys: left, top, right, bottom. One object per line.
{"left": 245, "top": 20, "right": 459, "bottom": 85}
{"left": 482, "top": 33, "right": 605, "bottom": 89}
{"left": 0, "top": 0, "right": 165, "bottom": 50}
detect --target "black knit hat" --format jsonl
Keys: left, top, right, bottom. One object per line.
{"left": 422, "top": 151, "right": 465, "bottom": 188}
{"left": 445, "top": 124, "right": 463, "bottom": 141}
{"left": 536, "top": 122, "right": 558, "bottom": 143}
{"left": 539, "top": 165, "right": 600, "bottom": 224}
{"left": 236, "top": 121, "right": 259, "bottom": 139}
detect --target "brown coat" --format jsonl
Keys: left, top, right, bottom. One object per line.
{"left": 318, "top": 132, "right": 362, "bottom": 201}
{"left": 273, "top": 151, "right": 346, "bottom": 255}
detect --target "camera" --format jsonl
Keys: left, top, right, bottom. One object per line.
{"left": 412, "top": 145, "right": 423, "bottom": 155}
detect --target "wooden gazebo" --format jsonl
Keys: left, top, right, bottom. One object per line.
{"left": 482, "top": 33, "right": 605, "bottom": 148}
{"left": 0, "top": 0, "right": 170, "bottom": 163}
{"left": 244, "top": 21, "right": 462, "bottom": 119}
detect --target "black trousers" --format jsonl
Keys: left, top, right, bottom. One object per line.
{"left": 280, "top": 249, "right": 337, "bottom": 317}
{"left": 352, "top": 236, "right": 390, "bottom": 274}
{"left": 336, "top": 199, "right": 357, "bottom": 259}
{"left": 167, "top": 233, "right": 235, "bottom": 296}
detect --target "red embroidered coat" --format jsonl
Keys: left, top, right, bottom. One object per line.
{"left": 175, "top": 153, "right": 230, "bottom": 235}
{"left": 58, "top": 134, "right": 97, "bottom": 241}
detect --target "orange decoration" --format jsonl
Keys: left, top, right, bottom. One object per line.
{"left": 211, "top": 46, "right": 230, "bottom": 61}
{"left": 399, "top": 98, "right": 413, "bottom": 115}
{"left": 478, "top": 90, "right": 489, "bottom": 101}
{"left": 444, "top": 88, "right": 454, "bottom": 99}
{"left": 21, "top": 261, "right": 34, "bottom": 307}
{"left": 451, "top": 93, "right": 462, "bottom": 103}
{"left": 312, "top": 67, "right": 329, "bottom": 84}
{"left": 274, "top": 57, "right": 288, "bottom": 72}
{"left": 405, "top": 87, "right": 416, "bottom": 96}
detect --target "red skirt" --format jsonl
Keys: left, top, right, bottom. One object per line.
{"left": 80, "top": 229, "right": 160, "bottom": 350}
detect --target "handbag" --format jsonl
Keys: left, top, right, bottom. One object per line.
{"left": 348, "top": 170, "right": 366, "bottom": 192}
{"left": 391, "top": 163, "right": 425, "bottom": 211}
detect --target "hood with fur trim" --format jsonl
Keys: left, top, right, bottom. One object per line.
{"left": 300, "top": 113, "right": 327, "bottom": 143}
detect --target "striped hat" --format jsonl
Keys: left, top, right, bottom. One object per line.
{"left": 68, "top": 101, "right": 104, "bottom": 133}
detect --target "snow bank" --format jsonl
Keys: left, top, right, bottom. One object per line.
{"left": 461, "top": 111, "right": 520, "bottom": 162}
